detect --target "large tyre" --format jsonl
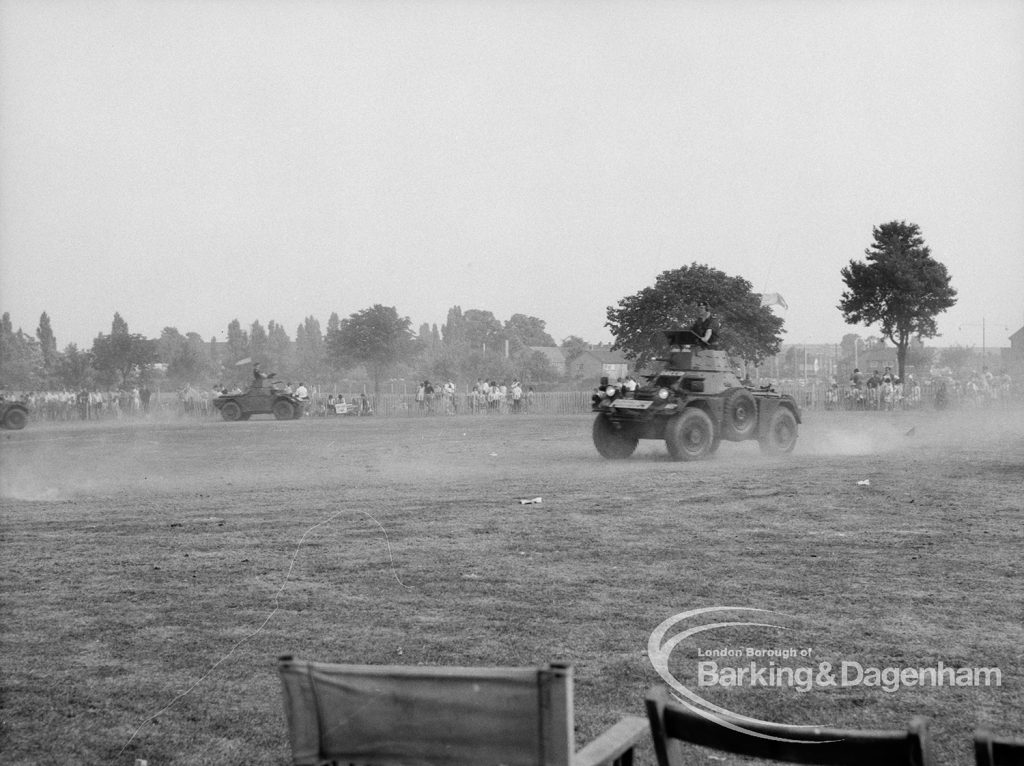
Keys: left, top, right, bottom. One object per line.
{"left": 592, "top": 415, "right": 638, "bottom": 459}
{"left": 220, "top": 401, "right": 242, "bottom": 422}
{"left": 2, "top": 406, "right": 27, "bottom": 430}
{"left": 720, "top": 388, "right": 758, "bottom": 440}
{"left": 759, "top": 406, "right": 798, "bottom": 455}
{"left": 273, "top": 399, "right": 295, "bottom": 420}
{"left": 665, "top": 407, "right": 715, "bottom": 461}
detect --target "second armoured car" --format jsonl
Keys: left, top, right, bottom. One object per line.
{"left": 212, "top": 381, "right": 306, "bottom": 422}
{"left": 591, "top": 329, "right": 800, "bottom": 460}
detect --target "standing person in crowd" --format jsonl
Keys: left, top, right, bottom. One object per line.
{"left": 443, "top": 379, "right": 456, "bottom": 414}
{"left": 424, "top": 380, "right": 435, "bottom": 413}
{"left": 511, "top": 379, "right": 523, "bottom": 412}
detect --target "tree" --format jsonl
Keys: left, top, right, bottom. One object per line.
{"left": 839, "top": 221, "right": 957, "bottom": 382}
{"left": 36, "top": 312, "right": 58, "bottom": 382}
{"left": 605, "top": 263, "right": 784, "bottom": 369}
{"left": 516, "top": 348, "right": 559, "bottom": 386}
{"left": 91, "top": 314, "right": 157, "bottom": 386}
{"left": 463, "top": 309, "right": 506, "bottom": 354}
{"left": 56, "top": 343, "right": 94, "bottom": 389}
{"left": 504, "top": 314, "right": 555, "bottom": 357}
{"left": 250, "top": 320, "right": 268, "bottom": 362}
{"left": 266, "top": 321, "right": 292, "bottom": 373}
{"left": 441, "top": 306, "right": 468, "bottom": 348}
{"left": 294, "top": 316, "right": 326, "bottom": 382}
{"left": 505, "top": 314, "right": 555, "bottom": 347}
{"left": 225, "top": 319, "right": 249, "bottom": 364}
{"left": 561, "top": 335, "right": 590, "bottom": 362}
{"left": 0, "top": 313, "right": 44, "bottom": 389}
{"left": 325, "top": 305, "right": 414, "bottom": 394}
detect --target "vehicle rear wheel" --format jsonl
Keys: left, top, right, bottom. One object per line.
{"left": 592, "top": 415, "right": 638, "bottom": 459}
{"left": 759, "top": 407, "right": 798, "bottom": 455}
{"left": 273, "top": 400, "right": 295, "bottom": 420}
{"left": 665, "top": 407, "right": 715, "bottom": 461}
{"left": 721, "top": 387, "right": 758, "bottom": 440}
{"left": 2, "top": 407, "right": 27, "bottom": 430}
{"left": 220, "top": 401, "right": 242, "bottom": 422}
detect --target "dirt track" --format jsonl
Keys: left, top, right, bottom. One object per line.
{"left": 1, "top": 408, "right": 1022, "bottom": 765}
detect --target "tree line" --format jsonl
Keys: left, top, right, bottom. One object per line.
{"left": 0, "top": 305, "right": 595, "bottom": 394}
{"left": 1, "top": 220, "right": 959, "bottom": 392}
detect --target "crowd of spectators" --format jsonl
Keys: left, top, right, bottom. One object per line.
{"left": 0, "top": 387, "right": 155, "bottom": 421}
{"left": 823, "top": 366, "right": 1015, "bottom": 411}
{"left": 3, "top": 366, "right": 1017, "bottom": 424}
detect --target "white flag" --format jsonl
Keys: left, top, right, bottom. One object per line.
{"left": 760, "top": 293, "right": 788, "bottom": 309}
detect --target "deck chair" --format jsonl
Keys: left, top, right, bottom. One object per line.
{"left": 278, "top": 656, "right": 648, "bottom": 766}
{"left": 645, "top": 686, "right": 934, "bottom": 766}
{"left": 975, "top": 729, "right": 1024, "bottom": 766}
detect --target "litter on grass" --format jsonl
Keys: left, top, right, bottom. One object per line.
{"left": 518, "top": 497, "right": 542, "bottom": 505}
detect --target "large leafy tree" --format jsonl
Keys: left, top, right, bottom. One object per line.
{"left": 325, "top": 304, "right": 414, "bottom": 394}
{"left": 91, "top": 313, "right": 157, "bottom": 387}
{"left": 605, "top": 263, "right": 784, "bottom": 369}
{"left": 157, "top": 327, "right": 212, "bottom": 385}
{"left": 839, "top": 221, "right": 957, "bottom": 381}
{"left": 463, "top": 309, "right": 506, "bottom": 354}
{"left": 56, "top": 343, "right": 94, "bottom": 389}
{"left": 505, "top": 314, "right": 555, "bottom": 347}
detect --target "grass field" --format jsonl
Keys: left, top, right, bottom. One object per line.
{"left": 1, "top": 407, "right": 1022, "bottom": 765}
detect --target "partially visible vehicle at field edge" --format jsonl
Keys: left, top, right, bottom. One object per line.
{"left": 212, "top": 382, "right": 306, "bottom": 422}
{"left": 591, "top": 329, "right": 800, "bottom": 460}
{"left": 0, "top": 400, "right": 29, "bottom": 430}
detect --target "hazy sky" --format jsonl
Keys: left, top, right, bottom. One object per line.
{"left": 1, "top": 0, "right": 1022, "bottom": 351}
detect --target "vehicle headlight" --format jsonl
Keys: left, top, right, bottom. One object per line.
{"left": 657, "top": 388, "right": 670, "bottom": 400}
{"left": 605, "top": 386, "right": 618, "bottom": 397}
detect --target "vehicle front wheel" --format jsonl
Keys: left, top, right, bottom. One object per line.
{"left": 592, "top": 415, "right": 638, "bottom": 459}
{"left": 2, "top": 407, "right": 27, "bottom": 430}
{"left": 759, "top": 407, "right": 798, "bottom": 455}
{"left": 220, "top": 401, "right": 242, "bottom": 422}
{"left": 273, "top": 400, "right": 295, "bottom": 420}
{"left": 721, "top": 387, "right": 758, "bottom": 440}
{"left": 665, "top": 407, "right": 715, "bottom": 461}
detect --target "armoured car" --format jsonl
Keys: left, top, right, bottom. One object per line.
{"left": 212, "top": 381, "right": 306, "bottom": 422}
{"left": 591, "top": 330, "right": 800, "bottom": 460}
{"left": 0, "top": 400, "right": 29, "bottom": 430}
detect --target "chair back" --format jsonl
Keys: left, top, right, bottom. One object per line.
{"left": 278, "top": 656, "right": 574, "bottom": 766}
{"left": 975, "top": 729, "right": 1024, "bottom": 766}
{"left": 645, "top": 687, "right": 933, "bottom": 766}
